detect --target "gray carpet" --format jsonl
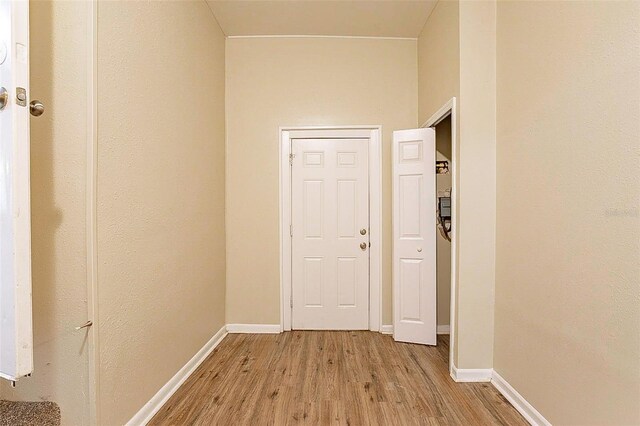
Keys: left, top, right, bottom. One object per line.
{"left": 0, "top": 400, "right": 60, "bottom": 426}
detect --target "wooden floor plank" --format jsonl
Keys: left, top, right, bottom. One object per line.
{"left": 149, "top": 332, "right": 527, "bottom": 426}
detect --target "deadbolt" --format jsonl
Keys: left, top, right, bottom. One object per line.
{"left": 360, "top": 228, "right": 367, "bottom": 235}
{"left": 360, "top": 242, "right": 367, "bottom": 251}
{"left": 0, "top": 87, "right": 7, "bottom": 111}
{"left": 29, "top": 100, "right": 44, "bottom": 117}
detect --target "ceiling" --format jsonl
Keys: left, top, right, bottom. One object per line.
{"left": 206, "top": 1, "right": 438, "bottom": 38}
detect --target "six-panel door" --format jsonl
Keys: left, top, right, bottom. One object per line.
{"left": 291, "top": 138, "right": 369, "bottom": 330}
{"left": 392, "top": 128, "right": 437, "bottom": 345}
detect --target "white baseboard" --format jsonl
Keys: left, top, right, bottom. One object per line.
{"left": 491, "top": 371, "right": 551, "bottom": 426}
{"left": 225, "top": 324, "right": 438, "bottom": 336}
{"left": 380, "top": 324, "right": 393, "bottom": 335}
{"left": 450, "top": 364, "right": 492, "bottom": 382}
{"left": 125, "top": 325, "right": 548, "bottom": 426}
{"left": 226, "top": 324, "right": 281, "bottom": 334}
{"left": 437, "top": 324, "right": 450, "bottom": 334}
{"left": 126, "top": 325, "right": 227, "bottom": 426}
{"left": 379, "top": 324, "right": 449, "bottom": 335}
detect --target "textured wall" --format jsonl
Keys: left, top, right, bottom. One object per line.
{"left": 494, "top": 1, "right": 640, "bottom": 424}
{"left": 96, "top": 1, "right": 226, "bottom": 424}
{"left": 455, "top": 0, "right": 497, "bottom": 369}
{"left": 418, "top": 0, "right": 497, "bottom": 368}
{"left": 0, "top": 1, "right": 90, "bottom": 423}
{"left": 418, "top": 0, "right": 460, "bottom": 126}
{"left": 225, "top": 37, "right": 417, "bottom": 326}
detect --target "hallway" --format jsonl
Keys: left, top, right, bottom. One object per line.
{"left": 1, "top": 1, "right": 637, "bottom": 424}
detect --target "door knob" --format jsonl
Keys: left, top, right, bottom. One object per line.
{"left": 30, "top": 100, "right": 44, "bottom": 117}
{"left": 417, "top": 248, "right": 422, "bottom": 252}
{"left": 0, "top": 87, "right": 7, "bottom": 111}
{"left": 360, "top": 242, "right": 367, "bottom": 250}
{"left": 360, "top": 228, "right": 367, "bottom": 235}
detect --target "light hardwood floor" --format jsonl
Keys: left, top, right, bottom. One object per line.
{"left": 150, "top": 332, "right": 527, "bottom": 425}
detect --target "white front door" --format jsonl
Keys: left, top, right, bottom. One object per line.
{"left": 291, "top": 138, "right": 369, "bottom": 330}
{"left": 392, "top": 128, "right": 437, "bottom": 345}
{"left": 0, "top": 0, "right": 33, "bottom": 380}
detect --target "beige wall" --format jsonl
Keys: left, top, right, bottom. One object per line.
{"left": 494, "top": 1, "right": 640, "bottom": 424}
{"left": 418, "top": 0, "right": 459, "bottom": 125}
{"left": 418, "top": 0, "right": 497, "bottom": 368}
{"left": 96, "top": 1, "right": 226, "bottom": 424}
{"left": 1, "top": 1, "right": 90, "bottom": 423}
{"left": 225, "top": 37, "right": 417, "bottom": 325}
{"left": 456, "top": 0, "right": 497, "bottom": 369}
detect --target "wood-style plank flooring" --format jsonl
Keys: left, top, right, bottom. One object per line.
{"left": 150, "top": 332, "right": 527, "bottom": 425}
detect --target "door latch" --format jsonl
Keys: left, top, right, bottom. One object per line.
{"left": 15, "top": 87, "right": 26, "bottom": 107}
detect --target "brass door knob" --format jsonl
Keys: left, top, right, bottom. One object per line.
{"left": 360, "top": 242, "right": 367, "bottom": 250}
{"left": 0, "top": 87, "right": 7, "bottom": 111}
{"left": 29, "top": 100, "right": 44, "bottom": 117}
{"left": 360, "top": 228, "right": 367, "bottom": 235}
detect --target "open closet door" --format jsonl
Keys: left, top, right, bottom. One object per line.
{"left": 0, "top": 0, "right": 33, "bottom": 381}
{"left": 392, "top": 128, "right": 436, "bottom": 345}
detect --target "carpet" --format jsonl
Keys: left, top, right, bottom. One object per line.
{"left": 0, "top": 400, "right": 61, "bottom": 426}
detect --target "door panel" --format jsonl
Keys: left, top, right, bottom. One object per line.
{"left": 0, "top": 0, "right": 32, "bottom": 380}
{"left": 304, "top": 180, "right": 323, "bottom": 238}
{"left": 303, "top": 257, "right": 323, "bottom": 307}
{"left": 292, "top": 138, "right": 369, "bottom": 330}
{"left": 399, "top": 174, "right": 423, "bottom": 238}
{"left": 393, "top": 129, "right": 436, "bottom": 345}
{"left": 336, "top": 257, "right": 356, "bottom": 306}
{"left": 399, "top": 258, "right": 422, "bottom": 321}
{"left": 336, "top": 180, "right": 356, "bottom": 238}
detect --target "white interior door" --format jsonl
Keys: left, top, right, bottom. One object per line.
{"left": 392, "top": 128, "right": 437, "bottom": 345}
{"left": 291, "top": 138, "right": 369, "bottom": 330}
{"left": 0, "top": 0, "right": 33, "bottom": 381}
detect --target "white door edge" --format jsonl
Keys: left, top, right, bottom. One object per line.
{"left": 0, "top": 0, "right": 33, "bottom": 381}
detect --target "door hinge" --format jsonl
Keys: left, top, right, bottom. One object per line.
{"left": 289, "top": 153, "right": 295, "bottom": 166}
{"left": 290, "top": 224, "right": 293, "bottom": 237}
{"left": 290, "top": 295, "right": 293, "bottom": 308}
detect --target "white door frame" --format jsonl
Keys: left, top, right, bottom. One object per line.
{"left": 421, "top": 97, "right": 457, "bottom": 376}
{"left": 86, "top": 0, "right": 100, "bottom": 424}
{"left": 280, "top": 126, "right": 382, "bottom": 332}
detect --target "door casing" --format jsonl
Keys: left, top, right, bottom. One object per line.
{"left": 280, "top": 126, "right": 382, "bottom": 332}
{"left": 421, "top": 97, "right": 457, "bottom": 377}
